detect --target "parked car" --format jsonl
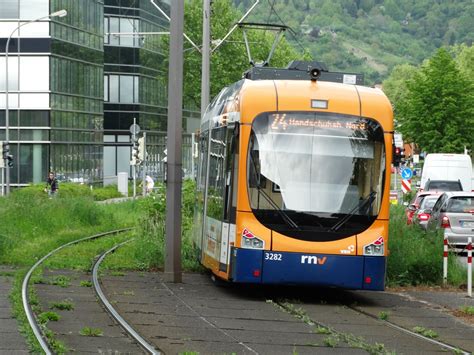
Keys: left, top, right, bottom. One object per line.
{"left": 406, "top": 191, "right": 436, "bottom": 224}
{"left": 412, "top": 194, "right": 441, "bottom": 230}
{"left": 426, "top": 192, "right": 474, "bottom": 252}
{"left": 424, "top": 179, "right": 463, "bottom": 192}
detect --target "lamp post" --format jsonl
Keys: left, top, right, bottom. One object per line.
{"left": 4, "top": 9, "right": 67, "bottom": 195}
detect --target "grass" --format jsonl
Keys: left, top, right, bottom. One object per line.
{"left": 50, "top": 300, "right": 74, "bottom": 311}
{"left": 38, "top": 311, "right": 61, "bottom": 324}
{"left": 79, "top": 327, "right": 104, "bottom": 337}
{"left": 103, "top": 180, "right": 202, "bottom": 272}
{"left": 0, "top": 185, "right": 143, "bottom": 352}
{"left": 378, "top": 311, "right": 389, "bottom": 321}
{"left": 0, "top": 189, "right": 142, "bottom": 267}
{"left": 412, "top": 326, "right": 438, "bottom": 339}
{"left": 80, "top": 280, "right": 92, "bottom": 287}
{"left": 271, "top": 300, "right": 392, "bottom": 353}
{"left": 459, "top": 306, "right": 474, "bottom": 315}
{"left": 49, "top": 275, "right": 71, "bottom": 288}
{"left": 387, "top": 205, "right": 467, "bottom": 287}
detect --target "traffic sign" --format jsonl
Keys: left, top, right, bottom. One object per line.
{"left": 401, "top": 179, "right": 412, "bottom": 194}
{"left": 400, "top": 167, "right": 413, "bottom": 180}
{"left": 129, "top": 123, "right": 140, "bottom": 135}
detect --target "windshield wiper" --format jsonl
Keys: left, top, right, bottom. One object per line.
{"left": 256, "top": 184, "right": 300, "bottom": 229}
{"left": 329, "top": 191, "right": 377, "bottom": 232}
{"left": 249, "top": 151, "right": 299, "bottom": 230}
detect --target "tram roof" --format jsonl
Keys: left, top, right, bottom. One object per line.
{"left": 202, "top": 78, "right": 393, "bottom": 131}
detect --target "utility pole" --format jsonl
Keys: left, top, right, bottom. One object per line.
{"left": 165, "top": 0, "right": 184, "bottom": 283}
{"left": 201, "top": 0, "right": 211, "bottom": 116}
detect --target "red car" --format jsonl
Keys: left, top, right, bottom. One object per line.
{"left": 406, "top": 191, "right": 439, "bottom": 224}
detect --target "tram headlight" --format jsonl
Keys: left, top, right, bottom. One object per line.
{"left": 363, "top": 236, "right": 384, "bottom": 256}
{"left": 242, "top": 235, "right": 264, "bottom": 249}
{"left": 363, "top": 243, "right": 384, "bottom": 256}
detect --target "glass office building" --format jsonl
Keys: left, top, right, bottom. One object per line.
{"left": 0, "top": 0, "right": 104, "bottom": 186}
{"left": 103, "top": 0, "right": 199, "bottom": 180}
{"left": 1, "top": 0, "right": 199, "bottom": 187}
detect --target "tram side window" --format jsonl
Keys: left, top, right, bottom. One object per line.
{"left": 223, "top": 127, "right": 239, "bottom": 223}
{"left": 198, "top": 134, "right": 208, "bottom": 191}
{"left": 207, "top": 127, "right": 227, "bottom": 220}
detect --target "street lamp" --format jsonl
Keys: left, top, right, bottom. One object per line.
{"left": 3, "top": 9, "right": 67, "bottom": 195}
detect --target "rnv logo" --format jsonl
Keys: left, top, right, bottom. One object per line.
{"left": 301, "top": 255, "right": 327, "bottom": 265}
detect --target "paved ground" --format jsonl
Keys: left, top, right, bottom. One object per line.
{"left": 35, "top": 269, "right": 144, "bottom": 354}
{"left": 0, "top": 267, "right": 28, "bottom": 354}
{"left": 101, "top": 272, "right": 474, "bottom": 354}
{"left": 3, "top": 267, "right": 474, "bottom": 354}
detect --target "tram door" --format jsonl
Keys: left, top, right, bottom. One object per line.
{"left": 201, "top": 124, "right": 238, "bottom": 275}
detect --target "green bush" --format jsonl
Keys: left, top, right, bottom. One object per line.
{"left": 127, "top": 179, "right": 201, "bottom": 271}
{"left": 387, "top": 205, "right": 465, "bottom": 286}
{"left": 91, "top": 185, "right": 123, "bottom": 201}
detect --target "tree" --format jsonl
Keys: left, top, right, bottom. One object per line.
{"left": 382, "top": 63, "right": 417, "bottom": 125}
{"left": 177, "top": 0, "right": 306, "bottom": 108}
{"left": 397, "top": 48, "right": 474, "bottom": 153}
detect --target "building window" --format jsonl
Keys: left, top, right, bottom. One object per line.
{"left": 0, "top": 0, "right": 19, "bottom": 19}
{"left": 104, "top": 16, "right": 140, "bottom": 47}
{"left": 104, "top": 74, "right": 139, "bottom": 104}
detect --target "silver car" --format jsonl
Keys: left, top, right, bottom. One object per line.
{"left": 426, "top": 192, "right": 474, "bottom": 252}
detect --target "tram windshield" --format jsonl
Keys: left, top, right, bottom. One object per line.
{"left": 248, "top": 112, "right": 386, "bottom": 241}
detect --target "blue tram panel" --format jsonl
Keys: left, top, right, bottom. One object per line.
{"left": 230, "top": 247, "right": 385, "bottom": 290}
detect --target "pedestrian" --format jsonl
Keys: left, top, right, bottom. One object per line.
{"left": 145, "top": 174, "right": 154, "bottom": 195}
{"left": 45, "top": 172, "right": 59, "bottom": 198}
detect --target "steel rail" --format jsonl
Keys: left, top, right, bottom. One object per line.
{"left": 22, "top": 228, "right": 133, "bottom": 354}
{"left": 276, "top": 299, "right": 469, "bottom": 354}
{"left": 347, "top": 304, "right": 471, "bottom": 355}
{"left": 92, "top": 240, "right": 160, "bottom": 355}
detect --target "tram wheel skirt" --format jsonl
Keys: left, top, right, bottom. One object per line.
{"left": 229, "top": 247, "right": 385, "bottom": 290}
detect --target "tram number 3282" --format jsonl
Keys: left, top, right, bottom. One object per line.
{"left": 265, "top": 252, "right": 283, "bottom": 261}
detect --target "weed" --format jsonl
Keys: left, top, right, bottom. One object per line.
{"left": 79, "top": 327, "right": 104, "bottom": 337}
{"left": 459, "top": 306, "right": 474, "bottom": 315}
{"left": 378, "top": 311, "right": 389, "bottom": 320}
{"left": 272, "top": 300, "right": 392, "bottom": 354}
{"left": 30, "top": 276, "right": 46, "bottom": 284}
{"left": 50, "top": 300, "right": 74, "bottom": 311}
{"left": 44, "top": 328, "right": 68, "bottom": 354}
{"left": 49, "top": 275, "right": 70, "bottom": 288}
{"left": 315, "top": 325, "right": 332, "bottom": 335}
{"left": 110, "top": 271, "right": 126, "bottom": 276}
{"left": 413, "top": 326, "right": 438, "bottom": 338}
{"left": 0, "top": 270, "right": 15, "bottom": 277}
{"left": 38, "top": 311, "right": 60, "bottom": 324}
{"left": 123, "top": 290, "right": 135, "bottom": 296}
{"left": 323, "top": 336, "right": 339, "bottom": 347}
{"left": 80, "top": 280, "right": 93, "bottom": 287}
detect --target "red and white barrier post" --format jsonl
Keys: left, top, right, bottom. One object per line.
{"left": 468, "top": 237, "right": 472, "bottom": 298}
{"left": 443, "top": 236, "right": 448, "bottom": 286}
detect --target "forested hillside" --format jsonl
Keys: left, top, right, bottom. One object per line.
{"left": 233, "top": 0, "right": 474, "bottom": 83}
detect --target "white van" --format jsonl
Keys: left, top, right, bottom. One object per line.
{"left": 420, "top": 154, "right": 472, "bottom": 191}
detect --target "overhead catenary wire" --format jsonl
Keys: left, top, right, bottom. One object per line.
{"left": 265, "top": 0, "right": 307, "bottom": 55}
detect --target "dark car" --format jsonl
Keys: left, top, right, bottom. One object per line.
{"left": 412, "top": 194, "right": 441, "bottom": 230}
{"left": 406, "top": 191, "right": 437, "bottom": 224}
{"left": 424, "top": 179, "right": 463, "bottom": 192}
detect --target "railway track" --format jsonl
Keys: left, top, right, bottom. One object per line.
{"left": 271, "top": 293, "right": 471, "bottom": 355}
{"left": 20, "top": 232, "right": 473, "bottom": 354}
{"left": 21, "top": 228, "right": 160, "bottom": 354}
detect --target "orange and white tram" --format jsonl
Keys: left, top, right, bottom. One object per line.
{"left": 193, "top": 62, "right": 393, "bottom": 290}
